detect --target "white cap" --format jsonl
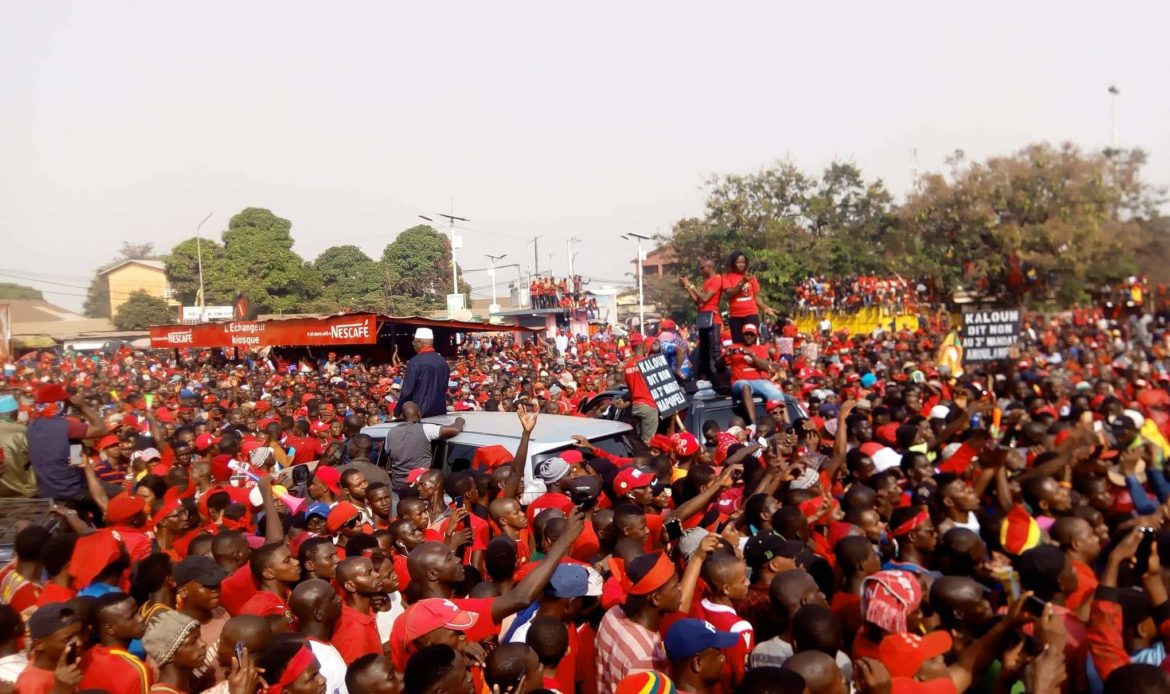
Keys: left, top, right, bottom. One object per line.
{"left": 872, "top": 447, "right": 902, "bottom": 472}
{"left": 929, "top": 405, "right": 950, "bottom": 420}
{"left": 414, "top": 327, "right": 434, "bottom": 341}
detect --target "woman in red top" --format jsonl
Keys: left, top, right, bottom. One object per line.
{"left": 721, "top": 251, "right": 776, "bottom": 343}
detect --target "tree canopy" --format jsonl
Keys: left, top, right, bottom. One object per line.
{"left": 655, "top": 142, "right": 1167, "bottom": 315}
{"left": 113, "top": 290, "right": 174, "bottom": 330}
{"left": 0, "top": 283, "right": 43, "bottom": 300}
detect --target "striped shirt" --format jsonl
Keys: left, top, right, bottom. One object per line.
{"left": 594, "top": 606, "right": 667, "bottom": 694}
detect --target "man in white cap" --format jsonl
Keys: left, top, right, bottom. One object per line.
{"left": 394, "top": 327, "right": 451, "bottom": 419}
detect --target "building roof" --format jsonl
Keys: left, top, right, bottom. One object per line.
{"left": 97, "top": 259, "right": 167, "bottom": 275}
{"left": 2, "top": 299, "right": 87, "bottom": 324}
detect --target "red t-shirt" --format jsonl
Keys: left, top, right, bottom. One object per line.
{"left": 15, "top": 665, "right": 55, "bottom": 694}
{"left": 699, "top": 275, "right": 723, "bottom": 321}
{"left": 723, "top": 273, "right": 759, "bottom": 318}
{"left": 284, "top": 435, "right": 322, "bottom": 464}
{"left": 238, "top": 589, "right": 293, "bottom": 626}
{"left": 438, "top": 512, "right": 491, "bottom": 565}
{"left": 698, "top": 599, "right": 753, "bottom": 685}
{"left": 725, "top": 344, "right": 768, "bottom": 382}
{"left": 35, "top": 582, "right": 75, "bottom": 607}
{"left": 623, "top": 357, "right": 655, "bottom": 407}
{"left": 332, "top": 604, "right": 382, "bottom": 664}
{"left": 78, "top": 645, "right": 153, "bottom": 694}
{"left": 219, "top": 566, "right": 259, "bottom": 616}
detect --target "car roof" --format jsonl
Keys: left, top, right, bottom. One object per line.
{"left": 362, "top": 411, "right": 630, "bottom": 445}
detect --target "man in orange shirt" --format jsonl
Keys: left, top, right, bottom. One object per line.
{"left": 1051, "top": 516, "right": 1101, "bottom": 613}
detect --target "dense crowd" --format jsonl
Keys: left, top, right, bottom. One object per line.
{"left": 2, "top": 263, "right": 1170, "bottom": 694}
{"left": 792, "top": 276, "right": 936, "bottom": 315}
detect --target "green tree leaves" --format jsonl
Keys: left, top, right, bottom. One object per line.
{"left": 113, "top": 290, "right": 174, "bottom": 330}
{"left": 161, "top": 213, "right": 462, "bottom": 316}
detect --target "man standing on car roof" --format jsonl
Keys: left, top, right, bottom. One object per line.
{"left": 622, "top": 333, "right": 659, "bottom": 445}
{"left": 395, "top": 327, "right": 450, "bottom": 419}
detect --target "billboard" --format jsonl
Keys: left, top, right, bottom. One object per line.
{"left": 150, "top": 314, "right": 378, "bottom": 349}
{"left": 181, "top": 306, "right": 234, "bottom": 322}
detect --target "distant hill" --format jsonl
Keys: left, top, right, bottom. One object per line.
{"left": 0, "top": 283, "right": 44, "bottom": 300}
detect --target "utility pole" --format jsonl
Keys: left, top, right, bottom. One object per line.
{"left": 194, "top": 212, "right": 214, "bottom": 316}
{"left": 528, "top": 234, "right": 543, "bottom": 276}
{"left": 622, "top": 232, "right": 650, "bottom": 331}
{"left": 1108, "top": 84, "right": 1120, "bottom": 151}
{"left": 567, "top": 236, "right": 581, "bottom": 278}
{"left": 421, "top": 210, "right": 469, "bottom": 315}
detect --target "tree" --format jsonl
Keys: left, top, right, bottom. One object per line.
{"left": 381, "top": 225, "right": 456, "bottom": 311}
{"left": 83, "top": 275, "right": 111, "bottom": 319}
{"left": 118, "top": 242, "right": 157, "bottom": 260}
{"left": 0, "top": 283, "right": 43, "bottom": 300}
{"left": 113, "top": 290, "right": 174, "bottom": 330}
{"left": 164, "top": 208, "right": 321, "bottom": 314}
{"left": 900, "top": 143, "right": 1165, "bottom": 306}
{"left": 312, "top": 245, "right": 384, "bottom": 312}
{"left": 666, "top": 160, "right": 897, "bottom": 312}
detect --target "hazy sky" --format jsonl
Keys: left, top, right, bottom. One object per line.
{"left": 3, "top": 1, "right": 1168, "bottom": 311}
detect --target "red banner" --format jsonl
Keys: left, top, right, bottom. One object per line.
{"left": 149, "top": 314, "right": 378, "bottom": 349}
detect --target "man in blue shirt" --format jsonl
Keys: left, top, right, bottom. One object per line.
{"left": 394, "top": 328, "right": 451, "bottom": 419}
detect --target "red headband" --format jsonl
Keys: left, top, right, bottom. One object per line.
{"left": 624, "top": 553, "right": 676, "bottom": 596}
{"left": 267, "top": 646, "right": 313, "bottom": 694}
{"left": 892, "top": 511, "right": 928, "bottom": 538}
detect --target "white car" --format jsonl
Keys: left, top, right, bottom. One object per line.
{"left": 362, "top": 412, "right": 636, "bottom": 503}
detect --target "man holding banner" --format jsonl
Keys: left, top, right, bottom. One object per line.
{"left": 622, "top": 333, "right": 659, "bottom": 444}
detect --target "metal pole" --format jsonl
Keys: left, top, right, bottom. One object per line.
{"left": 195, "top": 212, "right": 213, "bottom": 313}
{"left": 637, "top": 237, "right": 645, "bottom": 330}
{"left": 1109, "top": 85, "right": 1119, "bottom": 150}
{"left": 449, "top": 218, "right": 458, "bottom": 295}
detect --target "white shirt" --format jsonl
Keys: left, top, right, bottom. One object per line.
{"left": 308, "top": 639, "right": 349, "bottom": 694}
{"left": 0, "top": 653, "right": 28, "bottom": 683}
{"left": 376, "top": 592, "right": 406, "bottom": 644}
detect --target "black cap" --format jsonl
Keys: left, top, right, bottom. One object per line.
{"left": 567, "top": 475, "right": 602, "bottom": 506}
{"left": 174, "top": 555, "right": 229, "bottom": 588}
{"left": 28, "top": 603, "right": 77, "bottom": 640}
{"left": 743, "top": 532, "right": 805, "bottom": 571}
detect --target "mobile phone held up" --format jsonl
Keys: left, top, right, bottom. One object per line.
{"left": 1134, "top": 526, "right": 1156, "bottom": 576}
{"left": 665, "top": 518, "right": 684, "bottom": 542}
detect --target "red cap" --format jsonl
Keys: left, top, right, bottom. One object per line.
{"left": 614, "top": 467, "right": 653, "bottom": 494}
{"left": 878, "top": 631, "right": 953, "bottom": 679}
{"left": 671, "top": 432, "right": 700, "bottom": 457}
{"left": 106, "top": 494, "right": 146, "bottom": 525}
{"left": 766, "top": 399, "right": 784, "bottom": 412}
{"left": 659, "top": 319, "right": 676, "bottom": 331}
{"left": 95, "top": 435, "right": 120, "bottom": 452}
{"left": 314, "top": 466, "right": 341, "bottom": 495}
{"left": 326, "top": 502, "right": 360, "bottom": 534}
{"left": 310, "top": 420, "right": 331, "bottom": 434}
{"left": 628, "top": 333, "right": 644, "bottom": 346}
{"left": 70, "top": 530, "right": 123, "bottom": 589}
{"left": 742, "top": 323, "right": 759, "bottom": 335}
{"left": 406, "top": 468, "right": 427, "bottom": 485}
{"left": 649, "top": 434, "right": 673, "bottom": 452}
{"left": 209, "top": 454, "right": 236, "bottom": 483}
{"left": 193, "top": 433, "right": 217, "bottom": 452}
{"left": 472, "top": 445, "right": 513, "bottom": 469}
{"left": 403, "top": 598, "right": 479, "bottom": 641}
{"left": 35, "top": 383, "right": 69, "bottom": 404}
{"left": 875, "top": 423, "right": 900, "bottom": 446}
{"left": 560, "top": 449, "right": 585, "bottom": 465}
{"left": 859, "top": 442, "right": 884, "bottom": 457}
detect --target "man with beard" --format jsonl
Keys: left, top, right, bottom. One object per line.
{"left": 333, "top": 556, "right": 386, "bottom": 664}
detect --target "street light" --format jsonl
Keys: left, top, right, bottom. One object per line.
{"left": 485, "top": 253, "right": 507, "bottom": 310}
{"left": 194, "top": 212, "right": 214, "bottom": 315}
{"left": 621, "top": 232, "right": 650, "bottom": 331}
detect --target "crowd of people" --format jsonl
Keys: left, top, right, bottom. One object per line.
{"left": 1, "top": 259, "right": 1170, "bottom": 694}
{"left": 527, "top": 276, "right": 597, "bottom": 315}
{"left": 792, "top": 276, "right": 936, "bottom": 315}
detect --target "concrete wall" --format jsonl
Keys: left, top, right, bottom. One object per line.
{"left": 106, "top": 264, "right": 168, "bottom": 316}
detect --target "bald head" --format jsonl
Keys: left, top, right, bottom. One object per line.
{"left": 782, "top": 651, "right": 844, "bottom": 694}
{"left": 402, "top": 401, "right": 421, "bottom": 421}
{"left": 289, "top": 578, "right": 336, "bottom": 621}
{"left": 406, "top": 542, "right": 448, "bottom": 582}
{"left": 220, "top": 615, "right": 272, "bottom": 663}
{"left": 929, "top": 576, "right": 992, "bottom": 631}
{"left": 771, "top": 569, "right": 821, "bottom": 618}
